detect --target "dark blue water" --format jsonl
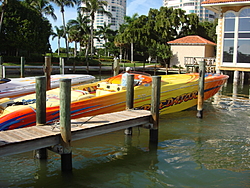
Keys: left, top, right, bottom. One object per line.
{"left": 0, "top": 78, "right": 249, "bottom": 187}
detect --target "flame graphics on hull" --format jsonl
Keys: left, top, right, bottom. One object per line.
{"left": 136, "top": 90, "right": 198, "bottom": 110}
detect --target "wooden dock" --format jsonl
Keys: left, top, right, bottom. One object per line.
{"left": 0, "top": 110, "right": 152, "bottom": 157}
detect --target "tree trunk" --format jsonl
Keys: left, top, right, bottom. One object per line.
{"left": 58, "top": 37, "right": 60, "bottom": 56}
{"left": 131, "top": 42, "right": 133, "bottom": 63}
{"left": 61, "top": 9, "right": 69, "bottom": 60}
{"left": 90, "top": 13, "right": 95, "bottom": 58}
{"left": 0, "top": 6, "right": 5, "bottom": 33}
{"left": 74, "top": 42, "right": 77, "bottom": 57}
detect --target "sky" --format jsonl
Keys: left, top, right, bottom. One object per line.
{"left": 49, "top": 0, "right": 163, "bottom": 52}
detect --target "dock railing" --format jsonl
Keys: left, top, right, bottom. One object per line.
{"left": 184, "top": 57, "right": 216, "bottom": 73}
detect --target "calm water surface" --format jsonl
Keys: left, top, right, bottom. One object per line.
{"left": 0, "top": 76, "right": 249, "bottom": 188}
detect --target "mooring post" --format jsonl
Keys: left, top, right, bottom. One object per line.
{"left": 154, "top": 62, "right": 157, "bottom": 76}
{"left": 2, "top": 66, "right": 5, "bottom": 78}
{"left": 60, "top": 79, "right": 72, "bottom": 171}
{"left": 240, "top": 71, "right": 244, "bottom": 87}
{"left": 0, "top": 65, "right": 6, "bottom": 78}
{"left": 34, "top": 76, "right": 47, "bottom": 159}
{"left": 99, "top": 62, "right": 102, "bottom": 80}
{"left": 45, "top": 56, "right": 52, "bottom": 90}
{"left": 59, "top": 57, "right": 65, "bottom": 75}
{"left": 150, "top": 76, "right": 161, "bottom": 143}
{"left": 0, "top": 65, "right": 3, "bottom": 78}
{"left": 233, "top": 70, "right": 239, "bottom": 85}
{"left": 113, "top": 58, "right": 120, "bottom": 76}
{"left": 165, "top": 65, "right": 168, "bottom": 75}
{"left": 20, "top": 56, "right": 25, "bottom": 78}
{"left": 196, "top": 61, "right": 205, "bottom": 118}
{"left": 124, "top": 74, "right": 134, "bottom": 135}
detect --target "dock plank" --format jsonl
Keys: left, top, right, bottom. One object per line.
{"left": 0, "top": 110, "right": 152, "bottom": 157}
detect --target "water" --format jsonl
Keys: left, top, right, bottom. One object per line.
{"left": 0, "top": 79, "right": 250, "bottom": 187}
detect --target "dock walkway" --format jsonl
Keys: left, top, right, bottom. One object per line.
{"left": 0, "top": 110, "right": 152, "bottom": 157}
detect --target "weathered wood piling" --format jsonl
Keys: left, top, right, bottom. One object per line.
{"left": 59, "top": 57, "right": 65, "bottom": 75}
{"left": 196, "top": 61, "right": 205, "bottom": 118}
{"left": 20, "top": 56, "right": 25, "bottom": 78}
{"left": 44, "top": 56, "right": 52, "bottom": 90}
{"left": 124, "top": 74, "right": 134, "bottom": 135}
{"left": 150, "top": 76, "right": 161, "bottom": 143}
{"left": 0, "top": 56, "right": 3, "bottom": 78}
{"left": 35, "top": 76, "right": 47, "bottom": 159}
{"left": 60, "top": 79, "right": 72, "bottom": 171}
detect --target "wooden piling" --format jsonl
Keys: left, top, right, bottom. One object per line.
{"left": 36, "top": 76, "right": 47, "bottom": 126}
{"left": 0, "top": 56, "right": 4, "bottom": 78}
{"left": 0, "top": 65, "right": 3, "bottom": 78}
{"left": 233, "top": 70, "right": 239, "bottom": 84}
{"left": 20, "top": 57, "right": 25, "bottom": 78}
{"left": 124, "top": 74, "right": 134, "bottom": 135}
{"left": 34, "top": 76, "right": 47, "bottom": 159}
{"left": 150, "top": 76, "right": 161, "bottom": 143}
{"left": 165, "top": 66, "right": 168, "bottom": 75}
{"left": 59, "top": 57, "right": 65, "bottom": 75}
{"left": 154, "top": 62, "right": 157, "bottom": 75}
{"left": 196, "top": 61, "right": 205, "bottom": 118}
{"left": 99, "top": 63, "right": 102, "bottom": 80}
{"left": 45, "top": 56, "right": 52, "bottom": 90}
{"left": 60, "top": 79, "right": 72, "bottom": 171}
{"left": 126, "top": 74, "right": 134, "bottom": 110}
{"left": 2, "top": 66, "right": 5, "bottom": 78}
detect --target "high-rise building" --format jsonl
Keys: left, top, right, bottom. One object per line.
{"left": 93, "top": 0, "right": 126, "bottom": 48}
{"left": 163, "top": 0, "right": 216, "bottom": 21}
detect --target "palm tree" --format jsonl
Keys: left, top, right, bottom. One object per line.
{"left": 67, "top": 11, "right": 91, "bottom": 59}
{"left": 96, "top": 22, "right": 112, "bottom": 56}
{"left": 51, "top": 25, "right": 64, "bottom": 56}
{"left": 68, "top": 29, "right": 78, "bottom": 57}
{"left": 50, "top": 0, "right": 79, "bottom": 59}
{"left": 123, "top": 13, "right": 139, "bottom": 63}
{"left": 28, "top": 0, "right": 57, "bottom": 21}
{"left": 0, "top": 0, "right": 8, "bottom": 33}
{"left": 124, "top": 13, "right": 139, "bottom": 25}
{"left": 79, "top": 0, "right": 112, "bottom": 58}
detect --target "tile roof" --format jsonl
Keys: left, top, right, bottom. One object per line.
{"left": 202, "top": 0, "right": 249, "bottom": 4}
{"left": 167, "top": 35, "right": 216, "bottom": 46}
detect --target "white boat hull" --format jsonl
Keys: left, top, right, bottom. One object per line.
{"left": 0, "top": 74, "right": 95, "bottom": 99}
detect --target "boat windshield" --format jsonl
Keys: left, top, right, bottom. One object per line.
{"left": 0, "top": 78, "right": 11, "bottom": 84}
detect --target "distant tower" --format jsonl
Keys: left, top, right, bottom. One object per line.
{"left": 163, "top": 0, "right": 216, "bottom": 21}
{"left": 82, "top": 0, "right": 126, "bottom": 49}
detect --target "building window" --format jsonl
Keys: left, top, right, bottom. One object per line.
{"left": 222, "top": 8, "right": 250, "bottom": 66}
{"left": 223, "top": 12, "right": 235, "bottom": 63}
{"left": 112, "top": 6, "right": 116, "bottom": 12}
{"left": 183, "top": 2, "right": 194, "bottom": 6}
{"left": 209, "top": 14, "right": 215, "bottom": 19}
{"left": 237, "top": 8, "right": 250, "bottom": 63}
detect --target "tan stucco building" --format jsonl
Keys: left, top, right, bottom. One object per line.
{"left": 167, "top": 35, "right": 216, "bottom": 68}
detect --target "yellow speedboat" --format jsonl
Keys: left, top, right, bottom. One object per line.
{"left": 0, "top": 72, "right": 228, "bottom": 131}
